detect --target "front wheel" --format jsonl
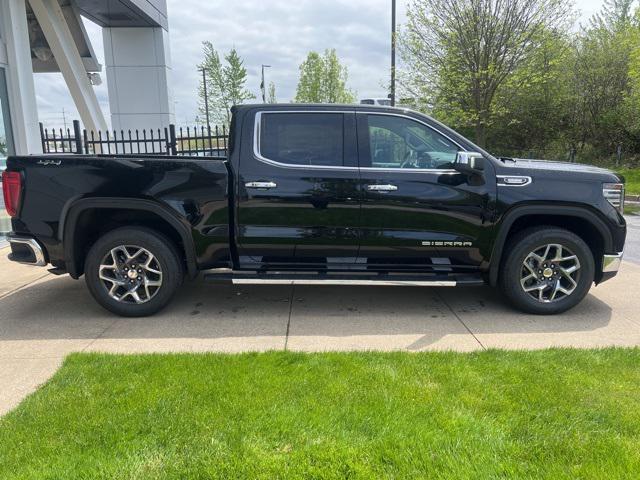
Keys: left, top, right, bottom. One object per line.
{"left": 85, "top": 227, "right": 184, "bottom": 317}
{"left": 499, "top": 227, "right": 595, "bottom": 315}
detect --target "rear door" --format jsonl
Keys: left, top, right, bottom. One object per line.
{"left": 356, "top": 112, "right": 495, "bottom": 272}
{"left": 236, "top": 109, "right": 361, "bottom": 268}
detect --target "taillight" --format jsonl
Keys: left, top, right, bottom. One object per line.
{"left": 2, "top": 171, "right": 22, "bottom": 217}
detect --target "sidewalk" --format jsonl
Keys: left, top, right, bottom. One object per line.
{"left": 1, "top": 246, "right": 640, "bottom": 414}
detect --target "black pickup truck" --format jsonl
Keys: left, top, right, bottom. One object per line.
{"left": 2, "top": 104, "right": 626, "bottom": 316}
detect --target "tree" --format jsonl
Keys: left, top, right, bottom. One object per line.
{"left": 624, "top": 9, "right": 640, "bottom": 144}
{"left": 267, "top": 82, "right": 278, "bottom": 103}
{"left": 400, "top": 0, "right": 570, "bottom": 146}
{"left": 591, "top": 0, "right": 636, "bottom": 31}
{"left": 295, "top": 49, "right": 356, "bottom": 103}
{"left": 198, "top": 42, "right": 255, "bottom": 126}
{"left": 488, "top": 30, "right": 576, "bottom": 157}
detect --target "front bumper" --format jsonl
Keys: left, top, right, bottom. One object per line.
{"left": 603, "top": 252, "right": 623, "bottom": 273}
{"left": 599, "top": 252, "right": 623, "bottom": 284}
{"left": 7, "top": 235, "right": 47, "bottom": 267}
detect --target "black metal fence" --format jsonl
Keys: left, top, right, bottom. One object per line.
{"left": 40, "top": 120, "right": 228, "bottom": 157}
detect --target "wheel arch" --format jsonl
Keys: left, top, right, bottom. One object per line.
{"left": 63, "top": 198, "right": 198, "bottom": 279}
{"left": 489, "top": 205, "right": 613, "bottom": 287}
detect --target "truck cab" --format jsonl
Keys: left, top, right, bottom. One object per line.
{"left": 233, "top": 105, "right": 494, "bottom": 275}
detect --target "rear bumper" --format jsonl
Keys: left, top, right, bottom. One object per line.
{"left": 7, "top": 235, "right": 47, "bottom": 267}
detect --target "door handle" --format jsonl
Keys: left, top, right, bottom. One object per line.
{"left": 367, "top": 184, "right": 398, "bottom": 192}
{"left": 245, "top": 181, "right": 277, "bottom": 189}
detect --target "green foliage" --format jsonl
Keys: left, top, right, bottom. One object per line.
{"left": 591, "top": 0, "right": 636, "bottom": 31}
{"left": 400, "top": 0, "right": 640, "bottom": 163}
{"left": 489, "top": 30, "right": 578, "bottom": 158}
{"left": 616, "top": 167, "right": 640, "bottom": 194}
{"left": 198, "top": 42, "right": 255, "bottom": 126}
{"left": 0, "top": 138, "right": 6, "bottom": 156}
{"left": 267, "top": 81, "right": 277, "bottom": 104}
{"left": 295, "top": 49, "right": 356, "bottom": 103}
{"left": 400, "top": 0, "right": 570, "bottom": 147}
{"left": 3, "top": 350, "right": 640, "bottom": 478}
{"left": 623, "top": 10, "right": 640, "bottom": 143}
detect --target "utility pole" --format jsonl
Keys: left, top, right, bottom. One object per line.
{"left": 62, "top": 108, "right": 68, "bottom": 131}
{"left": 390, "top": 0, "right": 397, "bottom": 107}
{"left": 261, "top": 64, "right": 271, "bottom": 103}
{"left": 198, "top": 67, "right": 210, "bottom": 130}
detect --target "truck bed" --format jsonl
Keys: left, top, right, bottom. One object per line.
{"left": 7, "top": 154, "right": 232, "bottom": 275}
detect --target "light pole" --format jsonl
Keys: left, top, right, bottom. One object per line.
{"left": 390, "top": 0, "right": 397, "bottom": 107}
{"left": 198, "top": 66, "right": 210, "bottom": 130}
{"left": 261, "top": 64, "right": 271, "bottom": 103}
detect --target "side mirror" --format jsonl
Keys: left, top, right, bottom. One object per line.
{"left": 454, "top": 152, "right": 485, "bottom": 175}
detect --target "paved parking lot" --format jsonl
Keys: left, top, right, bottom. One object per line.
{"left": 1, "top": 241, "right": 639, "bottom": 414}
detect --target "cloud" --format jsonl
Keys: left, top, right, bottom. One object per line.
{"left": 167, "top": 0, "right": 396, "bottom": 123}
{"left": 36, "top": 0, "right": 396, "bottom": 128}
{"left": 34, "top": 0, "right": 601, "bottom": 128}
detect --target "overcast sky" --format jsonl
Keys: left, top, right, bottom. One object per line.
{"left": 36, "top": 0, "right": 607, "bottom": 128}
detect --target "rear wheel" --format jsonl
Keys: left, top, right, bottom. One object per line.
{"left": 85, "top": 227, "right": 183, "bottom": 317}
{"left": 499, "top": 227, "right": 595, "bottom": 315}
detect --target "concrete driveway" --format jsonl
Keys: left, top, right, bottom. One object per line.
{"left": 1, "top": 246, "right": 640, "bottom": 415}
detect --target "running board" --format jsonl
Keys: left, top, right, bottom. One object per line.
{"left": 203, "top": 271, "right": 485, "bottom": 287}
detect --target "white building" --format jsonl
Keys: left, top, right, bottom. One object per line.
{"left": 0, "top": 0, "right": 174, "bottom": 159}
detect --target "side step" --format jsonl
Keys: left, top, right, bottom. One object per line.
{"left": 203, "top": 270, "right": 485, "bottom": 287}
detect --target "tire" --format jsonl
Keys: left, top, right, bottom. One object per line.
{"left": 85, "top": 227, "right": 184, "bottom": 317}
{"left": 499, "top": 226, "right": 595, "bottom": 315}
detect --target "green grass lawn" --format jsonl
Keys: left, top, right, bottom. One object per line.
{"left": 617, "top": 168, "right": 640, "bottom": 195}
{"left": 2, "top": 350, "right": 640, "bottom": 479}
{"left": 625, "top": 204, "right": 640, "bottom": 215}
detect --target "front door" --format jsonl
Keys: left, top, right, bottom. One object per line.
{"left": 236, "top": 109, "right": 361, "bottom": 269}
{"left": 356, "top": 112, "right": 495, "bottom": 272}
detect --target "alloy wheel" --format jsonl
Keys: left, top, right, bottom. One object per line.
{"left": 98, "top": 245, "right": 163, "bottom": 304}
{"left": 520, "top": 244, "right": 581, "bottom": 303}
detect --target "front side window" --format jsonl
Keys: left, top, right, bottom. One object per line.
{"left": 365, "top": 115, "right": 458, "bottom": 169}
{"left": 260, "top": 113, "right": 344, "bottom": 167}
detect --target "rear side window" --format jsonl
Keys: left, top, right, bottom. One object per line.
{"left": 259, "top": 113, "right": 344, "bottom": 167}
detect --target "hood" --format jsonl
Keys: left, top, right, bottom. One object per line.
{"left": 501, "top": 158, "right": 622, "bottom": 182}
{"left": 509, "top": 158, "right": 614, "bottom": 174}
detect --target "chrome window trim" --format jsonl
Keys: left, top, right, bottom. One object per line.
{"left": 253, "top": 110, "right": 359, "bottom": 171}
{"left": 496, "top": 175, "right": 533, "bottom": 187}
{"left": 252, "top": 110, "right": 466, "bottom": 174}
{"left": 358, "top": 111, "right": 463, "bottom": 174}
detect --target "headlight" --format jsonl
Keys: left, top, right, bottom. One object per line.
{"left": 603, "top": 183, "right": 625, "bottom": 214}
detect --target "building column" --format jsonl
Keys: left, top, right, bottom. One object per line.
{"left": 0, "top": 0, "right": 42, "bottom": 154}
{"left": 103, "top": 27, "right": 175, "bottom": 132}
{"left": 29, "top": 0, "right": 108, "bottom": 134}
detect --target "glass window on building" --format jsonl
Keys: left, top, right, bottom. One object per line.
{"left": 0, "top": 67, "right": 14, "bottom": 172}
{"left": 0, "top": 66, "right": 14, "bottom": 235}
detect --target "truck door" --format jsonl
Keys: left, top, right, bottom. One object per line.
{"left": 236, "top": 109, "right": 361, "bottom": 268}
{"left": 356, "top": 112, "right": 495, "bottom": 272}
